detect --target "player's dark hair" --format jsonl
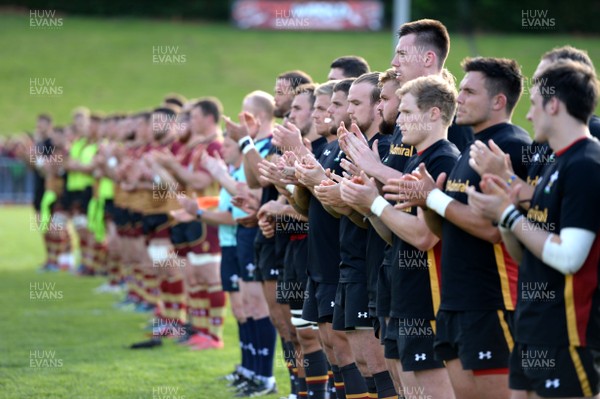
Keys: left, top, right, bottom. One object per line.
{"left": 37, "top": 113, "right": 52, "bottom": 123}
{"left": 332, "top": 78, "right": 356, "bottom": 96}
{"left": 193, "top": 97, "right": 223, "bottom": 123}
{"left": 534, "top": 60, "right": 599, "bottom": 124}
{"left": 90, "top": 112, "right": 103, "bottom": 122}
{"left": 330, "top": 56, "right": 371, "bottom": 78}
{"left": 134, "top": 111, "right": 152, "bottom": 122}
{"left": 541, "top": 46, "right": 595, "bottom": 69}
{"left": 164, "top": 93, "right": 187, "bottom": 108}
{"left": 462, "top": 57, "right": 523, "bottom": 114}
{"left": 153, "top": 107, "right": 177, "bottom": 117}
{"left": 397, "top": 19, "right": 450, "bottom": 68}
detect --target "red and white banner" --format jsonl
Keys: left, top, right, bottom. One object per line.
{"left": 232, "top": 0, "right": 384, "bottom": 31}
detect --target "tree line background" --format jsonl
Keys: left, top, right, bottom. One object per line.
{"left": 3, "top": 0, "right": 599, "bottom": 33}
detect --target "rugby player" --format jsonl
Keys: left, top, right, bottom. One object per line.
{"left": 466, "top": 60, "right": 600, "bottom": 399}
{"left": 389, "top": 57, "right": 532, "bottom": 399}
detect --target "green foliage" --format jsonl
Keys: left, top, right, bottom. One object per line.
{"left": 11, "top": 0, "right": 600, "bottom": 32}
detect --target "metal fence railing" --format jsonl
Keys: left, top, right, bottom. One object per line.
{"left": 0, "top": 157, "right": 34, "bottom": 204}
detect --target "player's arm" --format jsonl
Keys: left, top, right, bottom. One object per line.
{"left": 378, "top": 206, "right": 439, "bottom": 251}
{"left": 366, "top": 214, "right": 392, "bottom": 245}
{"left": 258, "top": 198, "right": 308, "bottom": 223}
{"left": 346, "top": 210, "right": 368, "bottom": 229}
{"left": 324, "top": 206, "right": 343, "bottom": 218}
{"left": 505, "top": 161, "right": 599, "bottom": 274}
{"left": 382, "top": 160, "right": 454, "bottom": 241}
{"left": 369, "top": 165, "right": 404, "bottom": 186}
{"left": 468, "top": 166, "right": 600, "bottom": 275}
{"left": 290, "top": 185, "right": 310, "bottom": 216}
{"left": 210, "top": 167, "right": 239, "bottom": 197}
{"left": 443, "top": 200, "right": 501, "bottom": 244}
{"left": 499, "top": 227, "right": 524, "bottom": 264}
{"left": 148, "top": 157, "right": 178, "bottom": 188}
{"left": 243, "top": 148, "right": 270, "bottom": 189}
{"left": 314, "top": 185, "right": 356, "bottom": 220}
{"left": 339, "top": 124, "right": 403, "bottom": 184}
{"left": 274, "top": 194, "right": 308, "bottom": 221}
{"left": 468, "top": 139, "right": 536, "bottom": 209}
{"left": 121, "top": 158, "right": 153, "bottom": 190}
{"left": 288, "top": 198, "right": 309, "bottom": 218}
{"left": 507, "top": 218, "right": 594, "bottom": 274}
{"left": 369, "top": 189, "right": 436, "bottom": 248}
{"left": 278, "top": 185, "right": 308, "bottom": 218}
{"left": 278, "top": 204, "right": 308, "bottom": 222}
{"left": 199, "top": 210, "right": 236, "bottom": 226}
{"left": 165, "top": 161, "right": 213, "bottom": 191}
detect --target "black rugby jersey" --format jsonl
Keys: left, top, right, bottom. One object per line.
{"left": 380, "top": 126, "right": 414, "bottom": 267}
{"left": 526, "top": 116, "right": 599, "bottom": 187}
{"left": 306, "top": 139, "right": 344, "bottom": 283}
{"left": 448, "top": 118, "right": 474, "bottom": 153}
{"left": 440, "top": 123, "right": 531, "bottom": 311}
{"left": 389, "top": 139, "right": 459, "bottom": 318}
{"left": 515, "top": 137, "right": 600, "bottom": 348}
{"left": 254, "top": 137, "right": 278, "bottom": 245}
{"left": 339, "top": 133, "right": 389, "bottom": 283}
{"left": 365, "top": 134, "right": 392, "bottom": 302}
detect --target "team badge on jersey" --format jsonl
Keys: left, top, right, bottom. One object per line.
{"left": 333, "top": 150, "right": 344, "bottom": 162}
{"left": 544, "top": 171, "right": 559, "bottom": 194}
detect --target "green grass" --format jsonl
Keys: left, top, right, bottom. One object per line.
{"left": 1, "top": 13, "right": 599, "bottom": 136}
{"left": 0, "top": 206, "right": 288, "bottom": 399}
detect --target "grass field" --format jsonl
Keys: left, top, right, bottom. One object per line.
{"left": 0, "top": 206, "right": 288, "bottom": 399}
{"left": 1, "top": 12, "right": 600, "bottom": 136}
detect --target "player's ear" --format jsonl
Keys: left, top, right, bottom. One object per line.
{"left": 492, "top": 93, "right": 507, "bottom": 112}
{"left": 429, "top": 106, "right": 441, "bottom": 122}
{"left": 424, "top": 50, "right": 436, "bottom": 68}
{"left": 548, "top": 96, "right": 560, "bottom": 116}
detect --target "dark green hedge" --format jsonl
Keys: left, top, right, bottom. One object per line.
{"left": 5, "top": 0, "right": 600, "bottom": 33}
{"left": 408, "top": 0, "right": 600, "bottom": 34}
{"left": 6, "top": 0, "right": 232, "bottom": 19}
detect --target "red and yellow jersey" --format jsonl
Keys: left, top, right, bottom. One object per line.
{"left": 182, "top": 139, "right": 223, "bottom": 205}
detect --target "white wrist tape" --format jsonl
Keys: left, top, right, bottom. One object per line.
{"left": 426, "top": 189, "right": 453, "bottom": 217}
{"left": 541, "top": 228, "right": 595, "bottom": 274}
{"left": 237, "top": 136, "right": 251, "bottom": 147}
{"left": 499, "top": 204, "right": 524, "bottom": 231}
{"left": 238, "top": 137, "right": 255, "bottom": 154}
{"left": 499, "top": 204, "right": 515, "bottom": 225}
{"left": 242, "top": 142, "right": 255, "bottom": 154}
{"left": 370, "top": 196, "right": 390, "bottom": 217}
